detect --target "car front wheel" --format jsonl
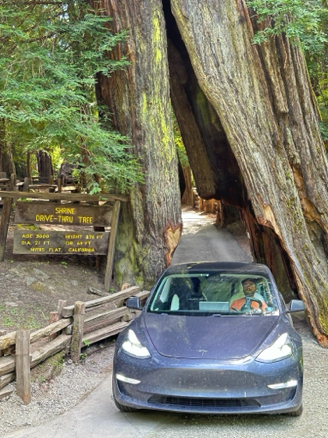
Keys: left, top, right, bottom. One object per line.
{"left": 113, "top": 396, "right": 136, "bottom": 412}
{"left": 289, "top": 404, "right": 303, "bottom": 417}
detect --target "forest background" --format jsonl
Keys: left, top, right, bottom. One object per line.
{"left": 1, "top": 0, "right": 327, "bottom": 191}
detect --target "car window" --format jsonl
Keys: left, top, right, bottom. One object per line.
{"left": 148, "top": 272, "right": 279, "bottom": 315}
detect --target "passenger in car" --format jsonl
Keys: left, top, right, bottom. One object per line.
{"left": 170, "top": 277, "right": 206, "bottom": 310}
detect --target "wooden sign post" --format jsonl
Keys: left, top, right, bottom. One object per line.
{"left": 16, "top": 330, "right": 31, "bottom": 405}
{"left": 105, "top": 200, "right": 121, "bottom": 291}
{"left": 0, "top": 198, "right": 13, "bottom": 262}
{"left": 0, "top": 191, "right": 128, "bottom": 289}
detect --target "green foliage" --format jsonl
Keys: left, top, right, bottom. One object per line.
{"left": 0, "top": 0, "right": 144, "bottom": 193}
{"left": 246, "top": 0, "right": 328, "bottom": 147}
{"left": 51, "top": 145, "right": 63, "bottom": 174}
{"left": 172, "top": 110, "right": 189, "bottom": 168}
{"left": 246, "top": 0, "right": 328, "bottom": 52}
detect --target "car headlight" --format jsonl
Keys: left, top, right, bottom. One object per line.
{"left": 121, "top": 329, "right": 151, "bottom": 358}
{"left": 256, "top": 333, "right": 292, "bottom": 363}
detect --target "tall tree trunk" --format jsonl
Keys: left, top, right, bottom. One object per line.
{"left": 0, "top": 119, "right": 15, "bottom": 176}
{"left": 92, "top": 0, "right": 182, "bottom": 288}
{"left": 36, "top": 150, "right": 53, "bottom": 183}
{"left": 181, "top": 165, "right": 194, "bottom": 206}
{"left": 170, "top": 0, "right": 328, "bottom": 345}
{"left": 26, "top": 151, "right": 31, "bottom": 180}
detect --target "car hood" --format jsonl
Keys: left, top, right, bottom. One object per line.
{"left": 144, "top": 313, "right": 279, "bottom": 360}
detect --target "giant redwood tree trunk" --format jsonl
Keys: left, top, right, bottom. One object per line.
{"left": 95, "top": 0, "right": 328, "bottom": 345}
{"left": 170, "top": 0, "right": 328, "bottom": 346}
{"left": 36, "top": 150, "right": 53, "bottom": 183}
{"left": 0, "top": 119, "right": 15, "bottom": 176}
{"left": 92, "top": 0, "right": 182, "bottom": 288}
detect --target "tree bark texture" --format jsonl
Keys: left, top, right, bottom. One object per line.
{"left": 170, "top": 0, "right": 328, "bottom": 345}
{"left": 91, "top": 0, "right": 182, "bottom": 288}
{"left": 0, "top": 119, "right": 15, "bottom": 176}
{"left": 36, "top": 150, "right": 53, "bottom": 182}
{"left": 181, "top": 165, "right": 194, "bottom": 205}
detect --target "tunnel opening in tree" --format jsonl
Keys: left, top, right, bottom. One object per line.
{"left": 162, "top": 0, "right": 297, "bottom": 301}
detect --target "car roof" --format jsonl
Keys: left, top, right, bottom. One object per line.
{"left": 165, "top": 261, "right": 272, "bottom": 277}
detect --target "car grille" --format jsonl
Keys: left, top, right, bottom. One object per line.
{"left": 148, "top": 395, "right": 260, "bottom": 408}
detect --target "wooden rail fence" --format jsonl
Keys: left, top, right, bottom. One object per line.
{"left": 0, "top": 286, "right": 149, "bottom": 404}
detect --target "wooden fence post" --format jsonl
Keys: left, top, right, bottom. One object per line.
{"left": 0, "top": 330, "right": 6, "bottom": 357}
{"left": 105, "top": 200, "right": 121, "bottom": 291}
{"left": 0, "top": 197, "right": 13, "bottom": 262}
{"left": 57, "top": 299, "right": 67, "bottom": 317}
{"left": 49, "top": 311, "right": 60, "bottom": 342}
{"left": 9, "top": 173, "right": 16, "bottom": 191}
{"left": 70, "top": 301, "right": 85, "bottom": 363}
{"left": 23, "top": 177, "right": 30, "bottom": 192}
{"left": 57, "top": 177, "right": 62, "bottom": 193}
{"left": 49, "top": 300, "right": 67, "bottom": 341}
{"left": 49, "top": 311, "right": 59, "bottom": 326}
{"left": 16, "top": 330, "right": 31, "bottom": 404}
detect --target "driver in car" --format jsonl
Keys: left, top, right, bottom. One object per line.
{"left": 229, "top": 279, "right": 267, "bottom": 312}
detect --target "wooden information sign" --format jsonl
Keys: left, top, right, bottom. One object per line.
{"left": 13, "top": 230, "right": 109, "bottom": 255}
{"left": 0, "top": 191, "right": 126, "bottom": 289}
{"left": 14, "top": 202, "right": 112, "bottom": 227}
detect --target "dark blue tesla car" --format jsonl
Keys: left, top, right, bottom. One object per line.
{"left": 112, "top": 262, "right": 304, "bottom": 416}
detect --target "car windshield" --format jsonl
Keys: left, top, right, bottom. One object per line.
{"left": 148, "top": 271, "right": 279, "bottom": 316}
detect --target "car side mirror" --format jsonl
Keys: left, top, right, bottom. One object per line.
{"left": 126, "top": 296, "right": 142, "bottom": 310}
{"left": 286, "top": 299, "right": 306, "bottom": 313}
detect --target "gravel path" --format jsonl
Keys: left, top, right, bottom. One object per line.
{"left": 0, "top": 343, "right": 115, "bottom": 436}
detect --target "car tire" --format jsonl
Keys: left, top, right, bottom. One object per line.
{"left": 289, "top": 404, "right": 303, "bottom": 417}
{"left": 113, "top": 396, "right": 136, "bottom": 412}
